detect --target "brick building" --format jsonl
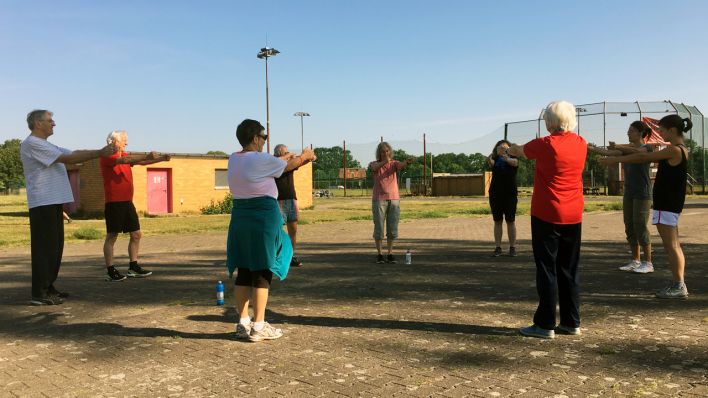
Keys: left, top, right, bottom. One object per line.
{"left": 65, "top": 153, "right": 313, "bottom": 215}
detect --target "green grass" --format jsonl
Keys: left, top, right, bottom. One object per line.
{"left": 0, "top": 194, "right": 626, "bottom": 249}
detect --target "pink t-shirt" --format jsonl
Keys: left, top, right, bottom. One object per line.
{"left": 371, "top": 160, "right": 404, "bottom": 201}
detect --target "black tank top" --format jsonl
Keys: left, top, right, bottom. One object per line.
{"left": 652, "top": 144, "right": 687, "bottom": 213}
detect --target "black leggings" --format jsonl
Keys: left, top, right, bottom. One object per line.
{"left": 234, "top": 268, "right": 273, "bottom": 289}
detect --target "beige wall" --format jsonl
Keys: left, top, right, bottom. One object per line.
{"left": 74, "top": 154, "right": 312, "bottom": 214}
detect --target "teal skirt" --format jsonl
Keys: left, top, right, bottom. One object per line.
{"left": 226, "top": 196, "right": 292, "bottom": 280}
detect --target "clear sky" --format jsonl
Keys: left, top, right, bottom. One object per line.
{"left": 1, "top": 0, "right": 707, "bottom": 156}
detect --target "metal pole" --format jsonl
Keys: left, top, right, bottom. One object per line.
{"left": 299, "top": 114, "right": 304, "bottom": 152}
{"left": 504, "top": 123, "right": 508, "bottom": 141}
{"left": 423, "top": 133, "right": 427, "bottom": 196}
{"left": 343, "top": 140, "right": 347, "bottom": 198}
{"left": 603, "top": 101, "right": 607, "bottom": 147}
{"left": 265, "top": 57, "right": 271, "bottom": 153}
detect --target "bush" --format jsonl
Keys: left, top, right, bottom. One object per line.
{"left": 73, "top": 228, "right": 102, "bottom": 240}
{"left": 201, "top": 193, "right": 233, "bottom": 215}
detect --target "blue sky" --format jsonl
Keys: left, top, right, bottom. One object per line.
{"left": 1, "top": 0, "right": 707, "bottom": 158}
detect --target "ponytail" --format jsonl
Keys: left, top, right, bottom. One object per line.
{"left": 659, "top": 114, "right": 693, "bottom": 136}
{"left": 629, "top": 120, "right": 652, "bottom": 139}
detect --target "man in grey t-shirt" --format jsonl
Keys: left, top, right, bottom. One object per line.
{"left": 21, "top": 110, "right": 115, "bottom": 305}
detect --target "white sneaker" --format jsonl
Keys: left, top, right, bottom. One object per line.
{"left": 633, "top": 261, "right": 654, "bottom": 274}
{"left": 619, "top": 260, "right": 640, "bottom": 271}
{"left": 249, "top": 322, "right": 283, "bottom": 342}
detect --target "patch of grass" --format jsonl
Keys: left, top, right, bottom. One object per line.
{"left": 73, "top": 228, "right": 102, "bottom": 240}
{"left": 345, "top": 215, "right": 372, "bottom": 221}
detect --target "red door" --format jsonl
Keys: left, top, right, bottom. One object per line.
{"left": 147, "top": 169, "right": 171, "bottom": 214}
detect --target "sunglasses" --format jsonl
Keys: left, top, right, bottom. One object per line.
{"left": 258, "top": 134, "right": 269, "bottom": 141}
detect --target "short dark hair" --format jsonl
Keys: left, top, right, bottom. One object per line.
{"left": 236, "top": 119, "right": 264, "bottom": 147}
{"left": 659, "top": 115, "right": 693, "bottom": 136}
{"left": 629, "top": 121, "right": 652, "bottom": 139}
{"left": 27, "top": 109, "right": 51, "bottom": 130}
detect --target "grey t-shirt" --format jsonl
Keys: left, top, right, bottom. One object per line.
{"left": 623, "top": 144, "right": 653, "bottom": 200}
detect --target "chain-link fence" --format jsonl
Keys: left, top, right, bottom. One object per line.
{"left": 313, "top": 176, "right": 431, "bottom": 197}
{"left": 505, "top": 101, "right": 707, "bottom": 194}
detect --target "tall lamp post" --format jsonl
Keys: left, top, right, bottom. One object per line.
{"left": 293, "top": 112, "right": 310, "bottom": 152}
{"left": 257, "top": 46, "right": 280, "bottom": 153}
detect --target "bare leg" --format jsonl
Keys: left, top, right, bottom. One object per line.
{"left": 386, "top": 238, "right": 394, "bottom": 255}
{"left": 656, "top": 224, "right": 685, "bottom": 282}
{"left": 128, "top": 230, "right": 142, "bottom": 262}
{"left": 103, "top": 233, "right": 119, "bottom": 267}
{"left": 234, "top": 284, "right": 251, "bottom": 319}
{"left": 286, "top": 222, "right": 297, "bottom": 251}
{"left": 642, "top": 242, "right": 652, "bottom": 263}
{"left": 251, "top": 287, "right": 269, "bottom": 322}
{"left": 507, "top": 221, "right": 516, "bottom": 248}
{"left": 494, "top": 220, "right": 503, "bottom": 247}
{"left": 375, "top": 239, "right": 382, "bottom": 255}
{"left": 630, "top": 243, "right": 640, "bottom": 262}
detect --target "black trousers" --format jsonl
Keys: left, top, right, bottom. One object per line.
{"left": 531, "top": 216, "right": 582, "bottom": 330}
{"left": 28, "top": 204, "right": 64, "bottom": 298}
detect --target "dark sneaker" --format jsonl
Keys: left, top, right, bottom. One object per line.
{"left": 249, "top": 322, "right": 283, "bottom": 342}
{"left": 127, "top": 264, "right": 152, "bottom": 278}
{"left": 555, "top": 325, "right": 581, "bottom": 335}
{"left": 376, "top": 254, "right": 385, "bottom": 264}
{"left": 30, "top": 295, "right": 63, "bottom": 306}
{"left": 509, "top": 247, "right": 517, "bottom": 257}
{"left": 48, "top": 285, "right": 69, "bottom": 298}
{"left": 106, "top": 266, "right": 127, "bottom": 282}
{"left": 492, "top": 247, "right": 502, "bottom": 257}
{"left": 519, "top": 324, "right": 555, "bottom": 339}
{"left": 386, "top": 254, "right": 396, "bottom": 264}
{"left": 235, "top": 323, "right": 252, "bottom": 340}
{"left": 290, "top": 257, "right": 303, "bottom": 268}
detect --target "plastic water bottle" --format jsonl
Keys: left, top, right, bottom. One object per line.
{"left": 216, "top": 281, "right": 225, "bottom": 305}
{"left": 405, "top": 250, "right": 412, "bottom": 265}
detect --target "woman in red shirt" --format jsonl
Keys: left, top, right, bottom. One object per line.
{"left": 509, "top": 101, "right": 587, "bottom": 339}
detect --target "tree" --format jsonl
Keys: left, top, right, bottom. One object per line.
{"left": 0, "top": 139, "right": 24, "bottom": 191}
{"left": 313, "top": 146, "right": 361, "bottom": 180}
{"left": 206, "top": 150, "right": 227, "bottom": 156}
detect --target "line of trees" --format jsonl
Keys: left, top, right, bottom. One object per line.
{"left": 0, "top": 139, "right": 24, "bottom": 192}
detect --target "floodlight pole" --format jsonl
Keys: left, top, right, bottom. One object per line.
{"left": 343, "top": 140, "right": 347, "bottom": 197}
{"left": 257, "top": 47, "right": 280, "bottom": 153}
{"left": 423, "top": 133, "right": 427, "bottom": 196}
{"left": 294, "top": 112, "right": 310, "bottom": 152}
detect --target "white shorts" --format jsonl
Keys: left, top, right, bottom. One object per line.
{"left": 652, "top": 210, "right": 680, "bottom": 227}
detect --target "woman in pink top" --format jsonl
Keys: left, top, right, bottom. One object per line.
{"left": 369, "top": 142, "right": 414, "bottom": 264}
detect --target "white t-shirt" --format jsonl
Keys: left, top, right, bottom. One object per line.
{"left": 20, "top": 135, "right": 74, "bottom": 209}
{"left": 228, "top": 151, "right": 287, "bottom": 199}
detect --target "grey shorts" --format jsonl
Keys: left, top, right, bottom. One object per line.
{"left": 372, "top": 200, "right": 400, "bottom": 240}
{"left": 278, "top": 199, "right": 299, "bottom": 223}
{"left": 623, "top": 197, "right": 651, "bottom": 246}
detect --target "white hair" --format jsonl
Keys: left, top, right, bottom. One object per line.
{"left": 106, "top": 130, "right": 127, "bottom": 145}
{"left": 543, "top": 101, "right": 577, "bottom": 132}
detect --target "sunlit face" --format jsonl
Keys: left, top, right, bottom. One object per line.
{"left": 114, "top": 135, "right": 128, "bottom": 151}
{"left": 36, "top": 113, "right": 55, "bottom": 137}
{"left": 496, "top": 143, "right": 510, "bottom": 155}
{"left": 380, "top": 147, "right": 392, "bottom": 160}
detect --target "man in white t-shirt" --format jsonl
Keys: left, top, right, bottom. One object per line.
{"left": 20, "top": 109, "right": 116, "bottom": 305}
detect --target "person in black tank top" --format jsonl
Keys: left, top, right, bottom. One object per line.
{"left": 600, "top": 115, "right": 692, "bottom": 299}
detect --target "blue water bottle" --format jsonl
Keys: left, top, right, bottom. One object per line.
{"left": 216, "top": 281, "right": 224, "bottom": 305}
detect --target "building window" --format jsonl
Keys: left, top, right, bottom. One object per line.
{"left": 215, "top": 169, "right": 228, "bottom": 189}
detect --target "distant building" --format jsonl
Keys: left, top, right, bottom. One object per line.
{"left": 65, "top": 153, "right": 313, "bottom": 215}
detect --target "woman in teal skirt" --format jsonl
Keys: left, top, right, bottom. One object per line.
{"left": 226, "top": 119, "right": 316, "bottom": 341}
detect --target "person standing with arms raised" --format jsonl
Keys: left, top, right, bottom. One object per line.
{"left": 601, "top": 115, "right": 691, "bottom": 299}
{"left": 509, "top": 101, "right": 587, "bottom": 339}
{"left": 369, "top": 142, "right": 414, "bottom": 264}
{"left": 21, "top": 109, "right": 116, "bottom": 305}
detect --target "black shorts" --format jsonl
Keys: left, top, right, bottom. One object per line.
{"left": 489, "top": 196, "right": 518, "bottom": 222}
{"left": 234, "top": 268, "right": 273, "bottom": 289}
{"left": 105, "top": 201, "right": 140, "bottom": 233}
